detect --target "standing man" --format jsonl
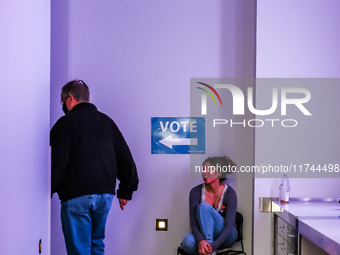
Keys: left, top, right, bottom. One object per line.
{"left": 50, "top": 80, "right": 139, "bottom": 255}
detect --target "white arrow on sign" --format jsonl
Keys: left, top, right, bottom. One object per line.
{"left": 159, "top": 135, "right": 198, "bottom": 149}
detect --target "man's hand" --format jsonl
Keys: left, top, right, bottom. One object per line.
{"left": 119, "top": 198, "right": 129, "bottom": 210}
{"left": 198, "top": 240, "right": 212, "bottom": 255}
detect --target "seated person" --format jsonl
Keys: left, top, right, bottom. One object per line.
{"left": 180, "top": 156, "right": 238, "bottom": 255}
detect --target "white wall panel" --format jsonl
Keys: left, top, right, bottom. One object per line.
{"left": 255, "top": 1, "right": 340, "bottom": 254}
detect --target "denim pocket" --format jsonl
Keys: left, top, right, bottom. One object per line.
{"left": 63, "top": 196, "right": 91, "bottom": 215}
{"left": 104, "top": 194, "right": 114, "bottom": 212}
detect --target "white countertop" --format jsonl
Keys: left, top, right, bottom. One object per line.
{"left": 273, "top": 199, "right": 340, "bottom": 254}
{"left": 273, "top": 200, "right": 340, "bottom": 218}
{"left": 299, "top": 219, "right": 340, "bottom": 255}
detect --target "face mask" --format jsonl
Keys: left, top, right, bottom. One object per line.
{"left": 62, "top": 102, "right": 69, "bottom": 115}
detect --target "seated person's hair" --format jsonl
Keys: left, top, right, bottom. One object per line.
{"left": 202, "top": 156, "right": 236, "bottom": 182}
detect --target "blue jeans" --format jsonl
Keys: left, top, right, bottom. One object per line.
{"left": 181, "top": 202, "right": 238, "bottom": 254}
{"left": 61, "top": 194, "right": 114, "bottom": 255}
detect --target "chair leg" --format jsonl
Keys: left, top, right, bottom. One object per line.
{"left": 177, "top": 247, "right": 190, "bottom": 255}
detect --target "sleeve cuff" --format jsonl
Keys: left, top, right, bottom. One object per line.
{"left": 117, "top": 189, "right": 133, "bottom": 200}
{"left": 210, "top": 242, "right": 218, "bottom": 252}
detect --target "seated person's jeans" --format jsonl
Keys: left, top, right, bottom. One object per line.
{"left": 181, "top": 202, "right": 238, "bottom": 254}
{"left": 61, "top": 194, "right": 114, "bottom": 255}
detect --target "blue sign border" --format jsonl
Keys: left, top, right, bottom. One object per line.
{"left": 151, "top": 117, "right": 205, "bottom": 154}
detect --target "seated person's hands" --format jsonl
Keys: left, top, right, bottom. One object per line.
{"left": 198, "top": 240, "right": 213, "bottom": 255}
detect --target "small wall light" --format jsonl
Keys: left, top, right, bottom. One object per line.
{"left": 156, "top": 219, "right": 168, "bottom": 231}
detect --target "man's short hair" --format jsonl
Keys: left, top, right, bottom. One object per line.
{"left": 61, "top": 80, "right": 90, "bottom": 102}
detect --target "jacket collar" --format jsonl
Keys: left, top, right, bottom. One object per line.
{"left": 69, "top": 102, "right": 97, "bottom": 113}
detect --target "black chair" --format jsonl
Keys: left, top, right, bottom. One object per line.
{"left": 177, "top": 212, "right": 246, "bottom": 255}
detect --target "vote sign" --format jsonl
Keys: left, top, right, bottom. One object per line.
{"left": 151, "top": 117, "right": 205, "bottom": 154}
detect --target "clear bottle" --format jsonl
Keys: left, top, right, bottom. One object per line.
{"left": 279, "top": 174, "right": 290, "bottom": 203}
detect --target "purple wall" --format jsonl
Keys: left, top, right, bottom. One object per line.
{"left": 0, "top": 1, "right": 50, "bottom": 254}
{"left": 50, "top": 0, "right": 70, "bottom": 253}
{"left": 50, "top": 1, "right": 256, "bottom": 254}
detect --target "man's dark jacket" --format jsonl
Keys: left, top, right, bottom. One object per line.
{"left": 50, "top": 103, "right": 138, "bottom": 202}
